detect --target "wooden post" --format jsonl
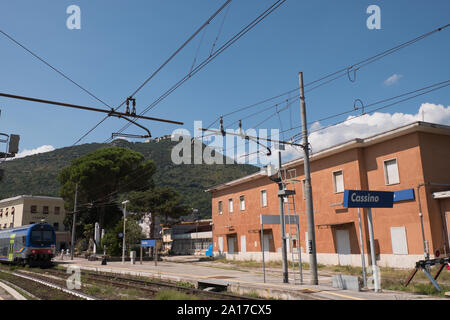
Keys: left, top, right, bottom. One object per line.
{"left": 140, "top": 246, "right": 143, "bottom": 265}
{"left": 404, "top": 268, "right": 418, "bottom": 287}
{"left": 434, "top": 263, "right": 445, "bottom": 280}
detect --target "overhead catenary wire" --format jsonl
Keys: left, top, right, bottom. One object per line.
{"left": 72, "top": 0, "right": 233, "bottom": 146}
{"left": 77, "top": 79, "right": 450, "bottom": 207}
{"left": 0, "top": 29, "right": 112, "bottom": 109}
{"left": 210, "top": 2, "right": 233, "bottom": 56}
{"left": 0, "top": 92, "right": 184, "bottom": 125}
{"left": 85, "top": 22, "right": 450, "bottom": 202}
{"left": 198, "top": 23, "right": 450, "bottom": 133}
{"left": 212, "top": 79, "right": 450, "bottom": 160}
{"left": 106, "top": 0, "right": 288, "bottom": 142}
{"left": 283, "top": 79, "right": 450, "bottom": 139}
{"left": 287, "top": 80, "right": 450, "bottom": 142}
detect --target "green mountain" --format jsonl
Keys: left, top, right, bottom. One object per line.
{"left": 0, "top": 138, "right": 259, "bottom": 218}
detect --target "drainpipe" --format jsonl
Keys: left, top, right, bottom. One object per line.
{"left": 417, "top": 183, "right": 429, "bottom": 260}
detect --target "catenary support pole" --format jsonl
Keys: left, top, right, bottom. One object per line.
{"left": 278, "top": 151, "right": 289, "bottom": 283}
{"left": 367, "top": 208, "right": 380, "bottom": 292}
{"left": 122, "top": 200, "right": 129, "bottom": 264}
{"left": 70, "top": 183, "right": 78, "bottom": 260}
{"left": 298, "top": 72, "right": 319, "bottom": 285}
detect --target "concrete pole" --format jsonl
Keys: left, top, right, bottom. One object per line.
{"left": 122, "top": 200, "right": 129, "bottom": 264}
{"left": 298, "top": 72, "right": 319, "bottom": 285}
{"left": 367, "top": 208, "right": 380, "bottom": 292}
{"left": 278, "top": 151, "right": 289, "bottom": 283}
{"left": 70, "top": 183, "right": 78, "bottom": 260}
{"left": 357, "top": 208, "right": 367, "bottom": 287}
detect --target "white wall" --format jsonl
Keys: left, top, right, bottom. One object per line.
{"left": 212, "top": 251, "right": 424, "bottom": 269}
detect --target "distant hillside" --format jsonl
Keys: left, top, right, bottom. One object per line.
{"left": 0, "top": 138, "right": 259, "bottom": 218}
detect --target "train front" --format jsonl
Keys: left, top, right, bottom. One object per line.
{"left": 26, "top": 223, "right": 56, "bottom": 267}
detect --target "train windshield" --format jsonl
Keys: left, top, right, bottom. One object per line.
{"left": 30, "top": 230, "right": 54, "bottom": 245}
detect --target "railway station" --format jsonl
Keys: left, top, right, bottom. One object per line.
{"left": 208, "top": 122, "right": 450, "bottom": 269}
{"left": 0, "top": 0, "right": 448, "bottom": 307}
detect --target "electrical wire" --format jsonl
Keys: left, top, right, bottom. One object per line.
{"left": 288, "top": 80, "right": 450, "bottom": 142}
{"left": 0, "top": 29, "right": 112, "bottom": 108}
{"left": 284, "top": 79, "right": 450, "bottom": 138}
{"left": 72, "top": 0, "right": 233, "bottom": 146}
{"left": 106, "top": 0, "right": 288, "bottom": 142}
{"left": 211, "top": 79, "right": 450, "bottom": 161}
{"left": 197, "top": 23, "right": 450, "bottom": 133}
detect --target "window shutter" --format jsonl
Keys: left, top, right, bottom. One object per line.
{"left": 385, "top": 160, "right": 399, "bottom": 184}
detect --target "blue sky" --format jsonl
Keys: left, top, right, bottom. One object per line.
{"left": 0, "top": 1, "right": 449, "bottom": 160}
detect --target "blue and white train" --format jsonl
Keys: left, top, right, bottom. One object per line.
{"left": 0, "top": 222, "right": 56, "bottom": 267}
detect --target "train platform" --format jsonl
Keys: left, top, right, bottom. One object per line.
{"left": 0, "top": 280, "right": 27, "bottom": 300}
{"left": 55, "top": 256, "right": 446, "bottom": 300}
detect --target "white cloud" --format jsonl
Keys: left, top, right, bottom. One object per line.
{"left": 12, "top": 145, "right": 55, "bottom": 160}
{"left": 384, "top": 73, "right": 403, "bottom": 86}
{"left": 201, "top": 103, "right": 450, "bottom": 168}
{"left": 304, "top": 103, "right": 450, "bottom": 154}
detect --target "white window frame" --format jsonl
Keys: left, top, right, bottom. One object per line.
{"left": 239, "top": 195, "right": 245, "bottom": 211}
{"left": 261, "top": 190, "right": 268, "bottom": 207}
{"left": 384, "top": 158, "right": 400, "bottom": 185}
{"left": 332, "top": 170, "right": 345, "bottom": 194}
{"left": 228, "top": 198, "right": 234, "bottom": 213}
{"left": 218, "top": 201, "right": 223, "bottom": 215}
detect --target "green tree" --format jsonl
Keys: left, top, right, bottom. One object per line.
{"left": 58, "top": 147, "right": 156, "bottom": 233}
{"left": 126, "top": 187, "right": 190, "bottom": 239}
{"left": 101, "top": 216, "right": 145, "bottom": 256}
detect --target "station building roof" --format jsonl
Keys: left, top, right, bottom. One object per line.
{"left": 205, "top": 121, "right": 450, "bottom": 193}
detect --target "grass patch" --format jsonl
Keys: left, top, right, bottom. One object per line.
{"left": 84, "top": 285, "right": 101, "bottom": 296}
{"left": 155, "top": 289, "right": 199, "bottom": 300}
{"left": 176, "top": 281, "right": 195, "bottom": 288}
{"left": 120, "top": 288, "right": 145, "bottom": 300}
{"left": 382, "top": 278, "right": 450, "bottom": 297}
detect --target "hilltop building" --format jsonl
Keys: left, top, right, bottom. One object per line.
{"left": 206, "top": 122, "right": 450, "bottom": 268}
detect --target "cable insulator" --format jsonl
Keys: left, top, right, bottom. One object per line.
{"left": 125, "top": 99, "right": 130, "bottom": 115}
{"left": 220, "top": 116, "right": 225, "bottom": 136}
{"left": 347, "top": 66, "right": 357, "bottom": 83}
{"left": 353, "top": 99, "right": 365, "bottom": 115}
{"left": 131, "top": 99, "right": 136, "bottom": 116}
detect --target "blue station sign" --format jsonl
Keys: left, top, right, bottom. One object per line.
{"left": 141, "top": 239, "right": 156, "bottom": 247}
{"left": 393, "top": 188, "right": 415, "bottom": 202}
{"left": 343, "top": 190, "right": 394, "bottom": 208}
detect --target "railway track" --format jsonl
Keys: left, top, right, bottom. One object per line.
{"left": 57, "top": 267, "right": 262, "bottom": 300}
{"left": 10, "top": 266, "right": 264, "bottom": 300}
{"left": 0, "top": 268, "right": 89, "bottom": 300}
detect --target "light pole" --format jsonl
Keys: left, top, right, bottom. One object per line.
{"left": 193, "top": 209, "right": 199, "bottom": 253}
{"left": 122, "top": 200, "right": 130, "bottom": 264}
{"left": 71, "top": 183, "right": 78, "bottom": 260}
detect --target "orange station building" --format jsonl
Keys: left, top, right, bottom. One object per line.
{"left": 206, "top": 122, "right": 450, "bottom": 268}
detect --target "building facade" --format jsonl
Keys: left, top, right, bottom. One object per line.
{"left": 0, "top": 195, "right": 70, "bottom": 251}
{"left": 164, "top": 220, "right": 213, "bottom": 255}
{"left": 207, "top": 122, "right": 450, "bottom": 268}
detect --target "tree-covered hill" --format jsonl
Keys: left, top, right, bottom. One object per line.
{"left": 0, "top": 138, "right": 259, "bottom": 218}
